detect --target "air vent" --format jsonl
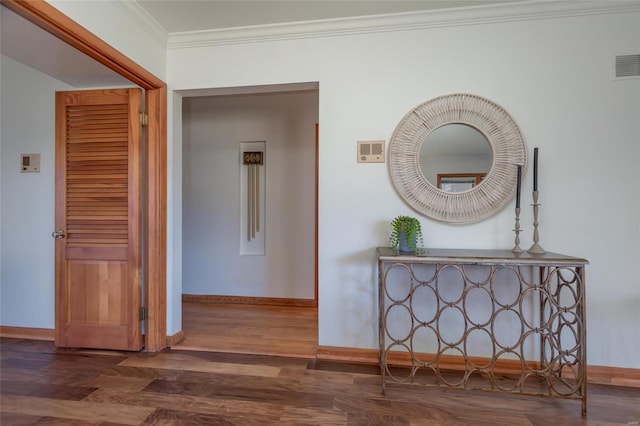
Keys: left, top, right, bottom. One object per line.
{"left": 615, "top": 54, "right": 640, "bottom": 79}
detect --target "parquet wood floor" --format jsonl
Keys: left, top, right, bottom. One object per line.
{"left": 2, "top": 337, "right": 640, "bottom": 425}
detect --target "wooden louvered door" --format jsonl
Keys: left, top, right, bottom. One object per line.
{"left": 54, "top": 89, "right": 143, "bottom": 350}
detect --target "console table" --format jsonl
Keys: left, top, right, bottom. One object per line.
{"left": 377, "top": 247, "right": 588, "bottom": 414}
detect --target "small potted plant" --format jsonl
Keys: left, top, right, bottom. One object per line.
{"left": 389, "top": 215, "right": 424, "bottom": 253}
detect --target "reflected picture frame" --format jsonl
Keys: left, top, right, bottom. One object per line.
{"left": 437, "top": 173, "right": 486, "bottom": 192}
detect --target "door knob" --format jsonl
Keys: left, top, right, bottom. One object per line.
{"left": 51, "top": 230, "right": 66, "bottom": 239}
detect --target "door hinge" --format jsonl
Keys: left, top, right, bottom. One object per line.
{"left": 139, "top": 112, "right": 148, "bottom": 126}
{"left": 139, "top": 307, "right": 147, "bottom": 321}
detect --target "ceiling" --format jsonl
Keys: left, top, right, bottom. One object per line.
{"left": 136, "top": 0, "right": 520, "bottom": 33}
{"left": 0, "top": 6, "right": 130, "bottom": 87}
{"left": 1, "top": 0, "right": 521, "bottom": 87}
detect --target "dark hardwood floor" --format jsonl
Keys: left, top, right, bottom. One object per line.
{"left": 2, "top": 304, "right": 639, "bottom": 424}
{"left": 2, "top": 336, "right": 640, "bottom": 425}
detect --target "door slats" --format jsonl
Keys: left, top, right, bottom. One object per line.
{"left": 65, "top": 103, "right": 129, "bottom": 248}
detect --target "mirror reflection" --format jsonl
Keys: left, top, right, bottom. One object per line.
{"left": 419, "top": 124, "right": 493, "bottom": 192}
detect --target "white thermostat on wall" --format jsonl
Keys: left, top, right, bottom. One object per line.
{"left": 357, "top": 140, "right": 385, "bottom": 163}
{"left": 21, "top": 153, "right": 41, "bottom": 173}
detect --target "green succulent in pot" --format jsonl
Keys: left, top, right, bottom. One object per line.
{"left": 389, "top": 215, "right": 424, "bottom": 253}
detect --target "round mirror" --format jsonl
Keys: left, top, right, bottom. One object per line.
{"left": 419, "top": 124, "right": 492, "bottom": 192}
{"left": 389, "top": 94, "right": 526, "bottom": 223}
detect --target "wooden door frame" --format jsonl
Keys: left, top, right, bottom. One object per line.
{"left": 3, "top": 0, "right": 167, "bottom": 351}
{"left": 315, "top": 123, "right": 319, "bottom": 303}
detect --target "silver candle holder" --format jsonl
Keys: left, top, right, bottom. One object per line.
{"left": 527, "top": 190, "right": 545, "bottom": 254}
{"left": 512, "top": 207, "right": 522, "bottom": 253}
{"left": 512, "top": 164, "right": 523, "bottom": 253}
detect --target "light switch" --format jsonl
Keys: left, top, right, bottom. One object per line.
{"left": 357, "top": 140, "right": 385, "bottom": 163}
{"left": 21, "top": 154, "right": 41, "bottom": 173}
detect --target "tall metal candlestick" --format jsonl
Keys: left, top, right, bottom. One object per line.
{"left": 512, "top": 164, "right": 523, "bottom": 253}
{"left": 512, "top": 207, "right": 522, "bottom": 253}
{"left": 527, "top": 190, "right": 545, "bottom": 254}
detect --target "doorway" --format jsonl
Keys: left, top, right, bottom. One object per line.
{"left": 179, "top": 86, "right": 319, "bottom": 356}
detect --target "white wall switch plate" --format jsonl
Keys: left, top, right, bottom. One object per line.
{"left": 21, "top": 153, "right": 41, "bottom": 173}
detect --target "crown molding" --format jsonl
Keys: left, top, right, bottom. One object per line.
{"left": 113, "top": 0, "right": 168, "bottom": 47}
{"left": 167, "top": 0, "right": 640, "bottom": 49}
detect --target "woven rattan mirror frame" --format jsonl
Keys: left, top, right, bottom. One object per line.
{"left": 389, "top": 93, "right": 526, "bottom": 223}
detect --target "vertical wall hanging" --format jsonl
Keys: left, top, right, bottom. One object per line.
{"left": 244, "top": 150, "right": 263, "bottom": 240}
{"left": 240, "top": 142, "right": 266, "bottom": 255}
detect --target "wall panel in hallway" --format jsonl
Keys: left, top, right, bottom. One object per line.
{"left": 182, "top": 90, "right": 318, "bottom": 299}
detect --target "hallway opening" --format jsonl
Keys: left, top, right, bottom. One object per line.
{"left": 180, "top": 83, "right": 319, "bottom": 355}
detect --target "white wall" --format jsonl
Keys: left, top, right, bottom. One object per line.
{"left": 167, "top": 91, "right": 183, "bottom": 336}
{"left": 0, "top": 55, "right": 73, "bottom": 328}
{"left": 3, "top": 2, "right": 639, "bottom": 369}
{"left": 168, "top": 9, "right": 640, "bottom": 368}
{"left": 182, "top": 92, "right": 318, "bottom": 299}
